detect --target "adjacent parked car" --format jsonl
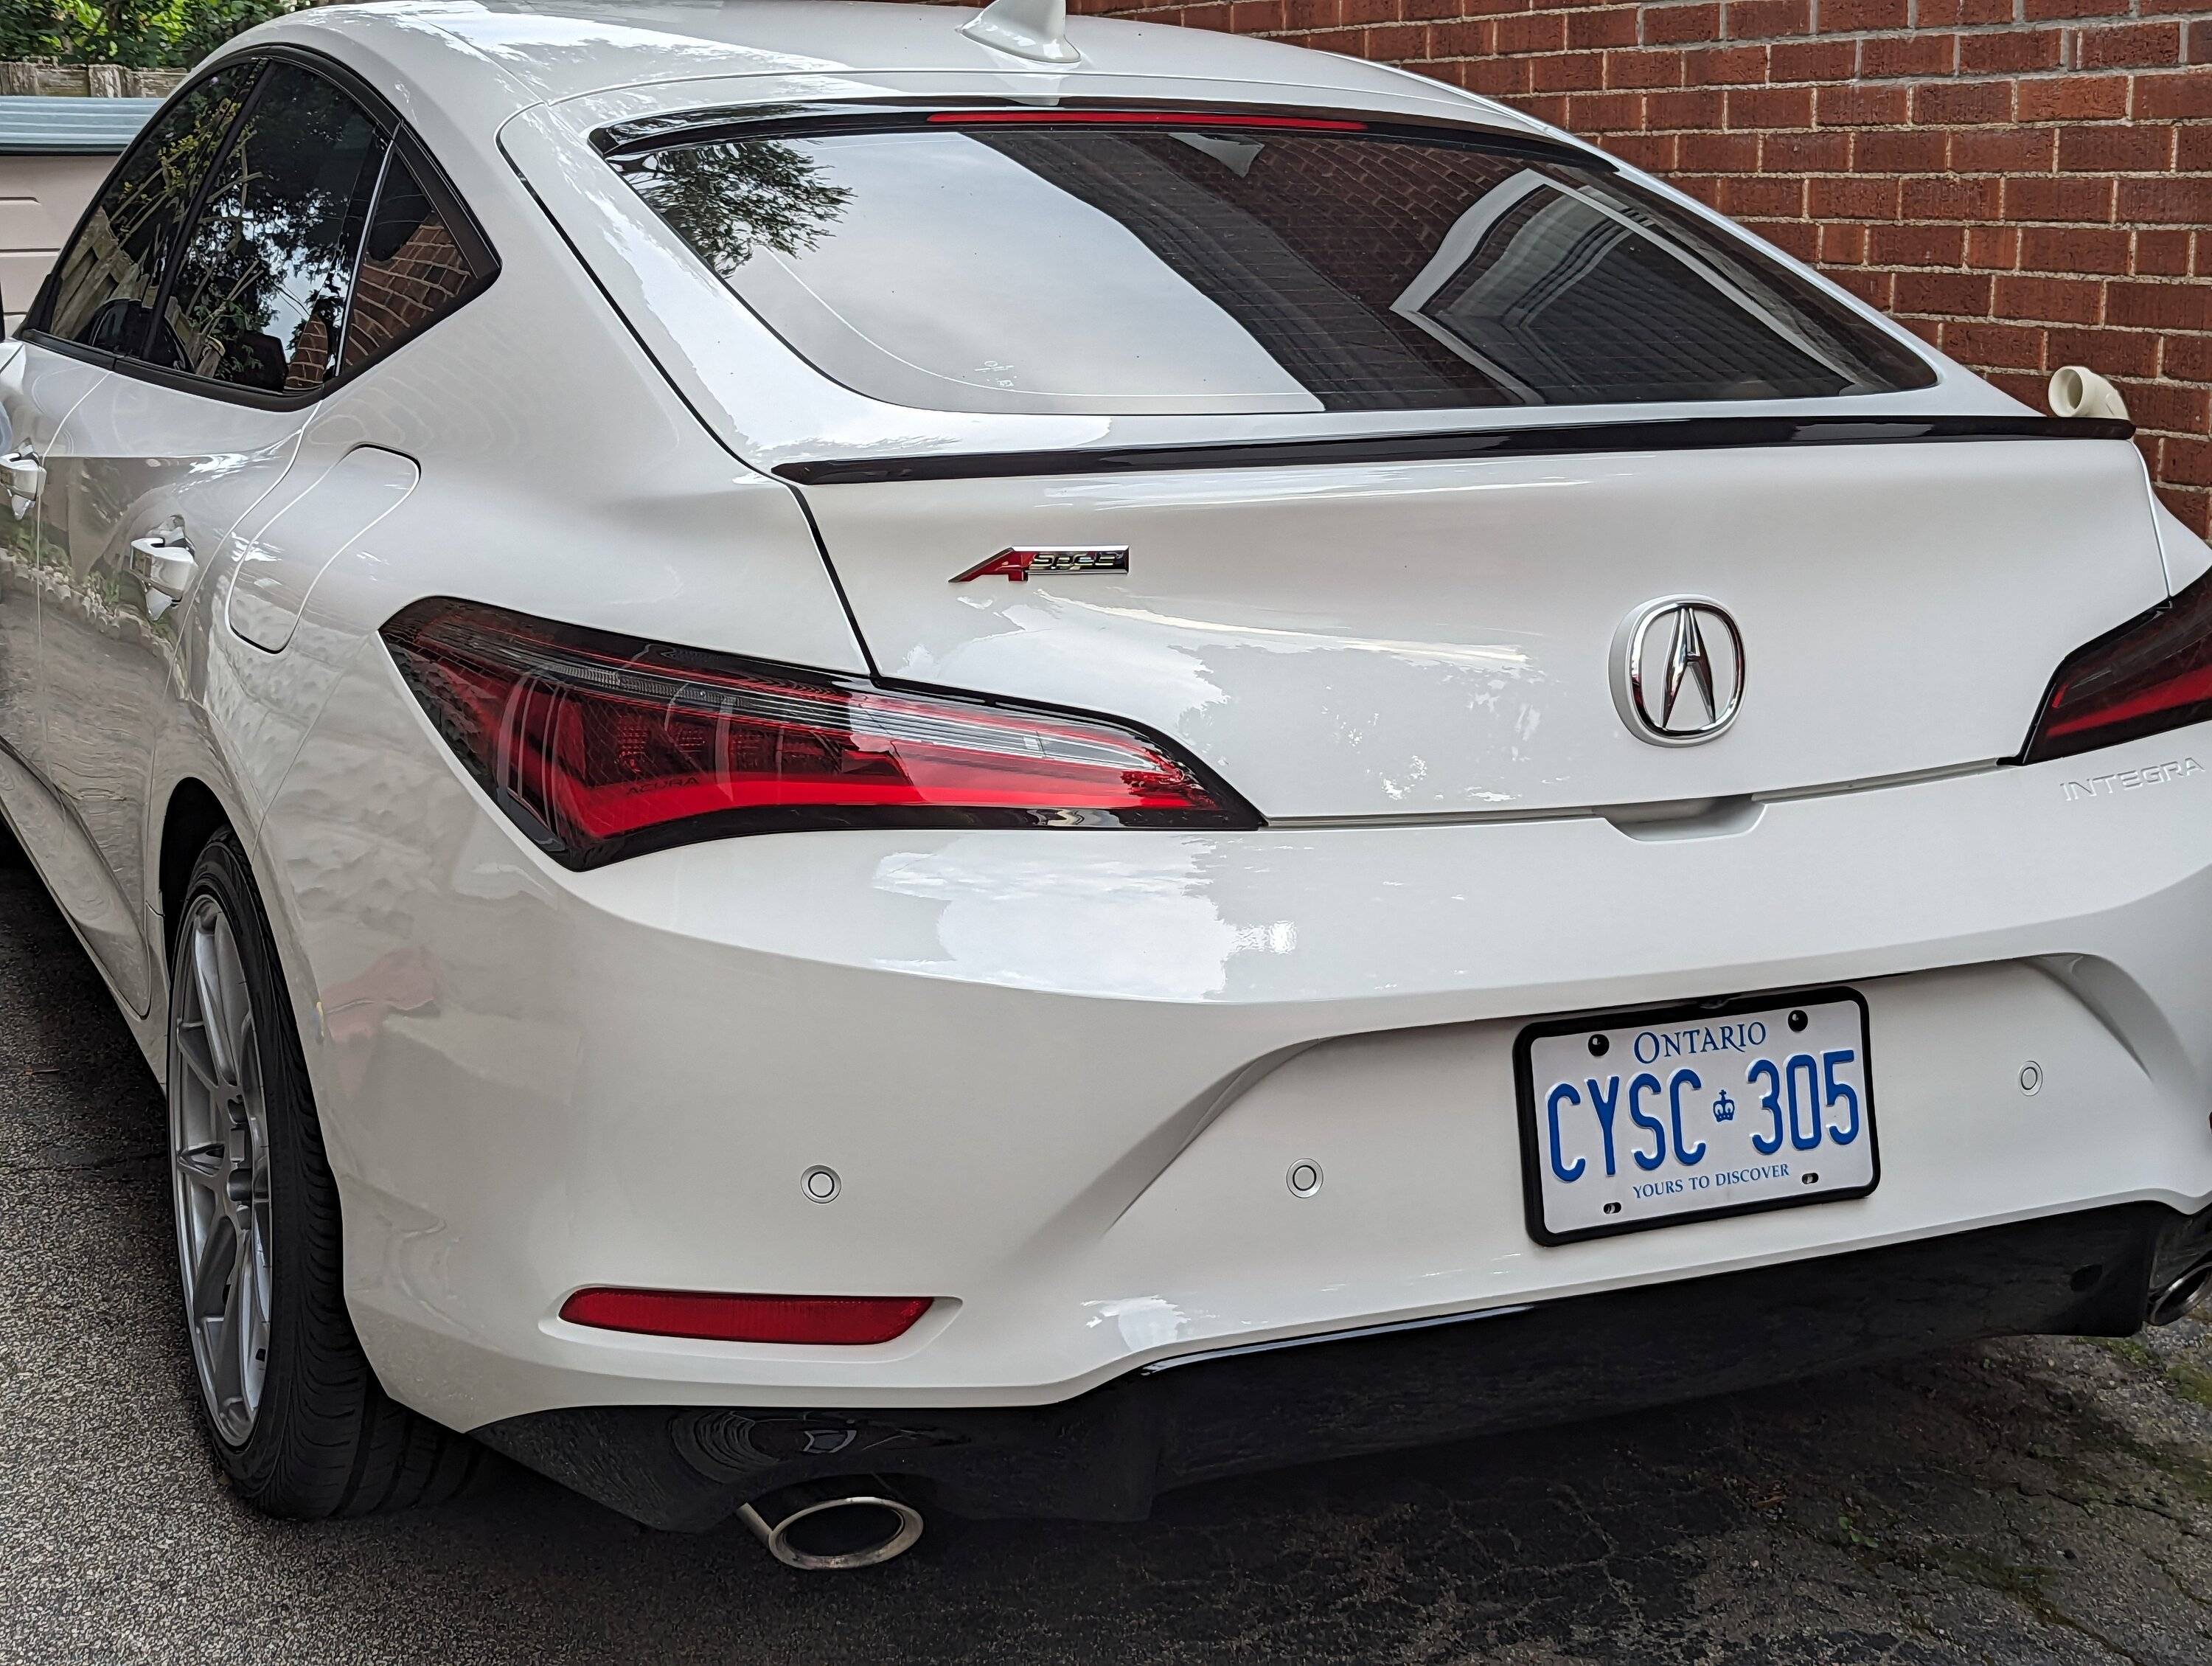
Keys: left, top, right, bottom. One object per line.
{"left": 3, "top": 0, "right": 2208, "bottom": 1569}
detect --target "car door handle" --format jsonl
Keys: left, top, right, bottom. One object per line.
{"left": 0, "top": 450, "right": 42, "bottom": 503}
{"left": 130, "top": 532, "right": 198, "bottom": 600}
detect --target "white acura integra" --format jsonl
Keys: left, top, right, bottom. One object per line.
{"left": 4, "top": 0, "right": 2209, "bottom": 1568}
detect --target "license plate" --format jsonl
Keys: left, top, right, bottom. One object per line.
{"left": 1514, "top": 988, "right": 1879, "bottom": 1245}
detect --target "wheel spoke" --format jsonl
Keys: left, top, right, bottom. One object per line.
{"left": 190, "top": 920, "right": 238, "bottom": 1087}
{"left": 207, "top": 1237, "right": 245, "bottom": 1415}
{"left": 173, "top": 1142, "right": 226, "bottom": 1191}
{"left": 189, "top": 1214, "right": 237, "bottom": 1324}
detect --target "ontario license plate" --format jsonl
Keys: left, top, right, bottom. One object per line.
{"left": 1515, "top": 988, "right": 1879, "bottom": 1244}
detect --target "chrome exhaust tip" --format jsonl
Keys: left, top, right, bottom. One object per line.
{"left": 2149, "top": 1259, "right": 2212, "bottom": 1327}
{"left": 737, "top": 1479, "right": 925, "bottom": 1571}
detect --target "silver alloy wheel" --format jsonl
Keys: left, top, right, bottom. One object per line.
{"left": 169, "top": 893, "right": 273, "bottom": 1447}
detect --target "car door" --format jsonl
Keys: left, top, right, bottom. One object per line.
{"left": 37, "top": 58, "right": 389, "bottom": 1009}
{"left": 0, "top": 63, "right": 258, "bottom": 1009}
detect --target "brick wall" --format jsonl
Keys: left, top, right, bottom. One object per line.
{"left": 1057, "top": 0, "right": 2212, "bottom": 532}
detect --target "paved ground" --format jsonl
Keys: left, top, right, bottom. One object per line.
{"left": 4, "top": 843, "right": 2212, "bottom": 1665}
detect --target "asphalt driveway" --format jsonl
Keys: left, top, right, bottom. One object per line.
{"left": 4, "top": 839, "right": 2211, "bottom": 1665}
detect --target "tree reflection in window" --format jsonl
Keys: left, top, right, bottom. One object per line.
{"left": 616, "top": 141, "right": 852, "bottom": 277}
{"left": 150, "top": 63, "right": 384, "bottom": 393}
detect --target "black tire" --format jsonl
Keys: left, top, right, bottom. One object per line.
{"left": 170, "top": 831, "right": 484, "bottom": 1516}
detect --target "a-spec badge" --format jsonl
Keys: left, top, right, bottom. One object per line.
{"left": 950, "top": 546, "right": 1130, "bottom": 583}
{"left": 1611, "top": 596, "right": 1746, "bottom": 746}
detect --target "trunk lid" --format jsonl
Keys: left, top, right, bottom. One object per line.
{"left": 798, "top": 434, "right": 2166, "bottom": 819}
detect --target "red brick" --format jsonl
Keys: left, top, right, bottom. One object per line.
{"left": 1461, "top": 55, "right": 1532, "bottom": 94}
{"left": 1959, "top": 28, "right": 2063, "bottom": 74}
{"left": 2015, "top": 74, "right": 2132, "bottom": 122}
{"left": 1566, "top": 6, "right": 1638, "bottom": 48}
{"left": 1530, "top": 49, "right": 1607, "bottom": 91}
{"left": 2022, "top": 224, "right": 2133, "bottom": 272}
{"left": 1861, "top": 32, "right": 1957, "bottom": 78}
{"left": 2110, "top": 280, "right": 2212, "bottom": 330}
{"left": 2162, "top": 437, "right": 2212, "bottom": 489}
{"left": 1966, "top": 225, "right": 2021, "bottom": 269}
{"left": 1428, "top": 19, "right": 1493, "bottom": 54}
{"left": 1722, "top": 0, "right": 1810, "bottom": 39}
{"left": 2119, "top": 176, "right": 2212, "bottom": 221}
{"left": 1870, "top": 223, "right": 1967, "bottom": 265}
{"left": 1941, "top": 319, "right": 2048, "bottom": 369}
{"left": 1917, "top": 0, "right": 2011, "bottom": 21}
{"left": 1281, "top": 0, "right": 1337, "bottom": 29}
{"left": 2058, "top": 125, "right": 2177, "bottom": 172}
{"left": 1952, "top": 128, "right": 2059, "bottom": 172}
{"left": 1913, "top": 79, "right": 2014, "bottom": 125}
{"left": 1646, "top": 87, "right": 1726, "bottom": 128}
{"left": 1607, "top": 46, "right": 1686, "bottom": 86}
{"left": 1717, "top": 174, "right": 1806, "bottom": 215}
{"left": 1726, "top": 84, "right": 1815, "bottom": 126}
{"left": 1832, "top": 268, "right": 1896, "bottom": 307}
{"left": 2154, "top": 485, "right": 2211, "bottom": 537}
{"left": 1994, "top": 274, "right": 2107, "bottom": 323}
{"left": 1768, "top": 38, "right": 1857, "bottom": 81}
{"left": 2121, "top": 379, "right": 2212, "bottom": 432}
{"left": 1761, "top": 129, "right": 1851, "bottom": 170}
{"left": 2133, "top": 72, "right": 2212, "bottom": 119}
{"left": 2163, "top": 333, "right": 2212, "bottom": 378}
{"left": 1607, "top": 133, "right": 1680, "bottom": 170}
{"left": 2023, "top": 0, "right": 2129, "bottom": 16}
{"left": 1821, "top": 222, "right": 1869, "bottom": 263}
{"left": 2175, "top": 125, "right": 2212, "bottom": 167}
{"left": 1569, "top": 89, "right": 1646, "bottom": 130}
{"left": 1816, "top": 82, "right": 1910, "bottom": 125}
{"left": 2004, "top": 175, "right": 2117, "bottom": 221}
{"left": 1679, "top": 129, "right": 1761, "bottom": 170}
{"left": 1893, "top": 271, "right": 1995, "bottom": 314}
{"left": 2138, "top": 229, "right": 2194, "bottom": 275}
{"left": 1902, "top": 174, "right": 2003, "bottom": 218}
{"left": 2077, "top": 24, "right": 2184, "bottom": 71}
{"left": 1753, "top": 219, "right": 1820, "bottom": 259}
{"left": 1856, "top": 129, "right": 1950, "bottom": 171}
{"left": 1683, "top": 44, "right": 1770, "bottom": 83}
{"left": 1492, "top": 10, "right": 1565, "bottom": 51}
{"left": 1818, "top": 0, "right": 1906, "bottom": 29}
{"left": 1335, "top": 0, "right": 1393, "bottom": 25}
{"left": 1229, "top": 0, "right": 1287, "bottom": 27}
{"left": 1809, "top": 175, "right": 1901, "bottom": 218}
{"left": 2050, "top": 326, "right": 2160, "bottom": 375}
{"left": 1644, "top": 3, "right": 1723, "bottom": 45}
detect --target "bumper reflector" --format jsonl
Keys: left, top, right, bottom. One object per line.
{"left": 560, "top": 1288, "right": 933, "bottom": 1344}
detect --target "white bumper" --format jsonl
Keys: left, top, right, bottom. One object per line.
{"left": 259, "top": 652, "right": 2212, "bottom": 1431}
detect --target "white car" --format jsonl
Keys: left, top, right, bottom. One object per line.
{"left": 3, "top": 0, "right": 2208, "bottom": 1569}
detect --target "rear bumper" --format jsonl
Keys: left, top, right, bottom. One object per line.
{"left": 475, "top": 1201, "right": 2212, "bottom": 1528}
{"left": 262, "top": 645, "right": 2212, "bottom": 1431}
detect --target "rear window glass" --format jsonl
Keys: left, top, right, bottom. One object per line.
{"left": 613, "top": 118, "right": 1935, "bottom": 417}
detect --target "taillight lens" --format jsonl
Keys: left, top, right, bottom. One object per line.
{"left": 560, "top": 1289, "right": 932, "bottom": 1344}
{"left": 381, "top": 598, "right": 1255, "bottom": 867}
{"left": 2022, "top": 566, "right": 2212, "bottom": 763}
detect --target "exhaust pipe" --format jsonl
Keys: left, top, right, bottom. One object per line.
{"left": 2149, "top": 1257, "right": 2212, "bottom": 1327}
{"left": 737, "top": 1478, "right": 925, "bottom": 1571}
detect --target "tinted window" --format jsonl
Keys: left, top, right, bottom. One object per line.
{"left": 147, "top": 63, "right": 386, "bottom": 392}
{"left": 617, "top": 122, "right": 1935, "bottom": 415}
{"left": 41, "top": 66, "right": 257, "bottom": 352}
{"left": 338, "top": 153, "right": 479, "bottom": 377}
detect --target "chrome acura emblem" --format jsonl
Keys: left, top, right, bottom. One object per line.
{"left": 1613, "top": 597, "right": 1745, "bottom": 746}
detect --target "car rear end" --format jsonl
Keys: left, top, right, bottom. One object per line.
{"left": 291, "top": 47, "right": 2212, "bottom": 1531}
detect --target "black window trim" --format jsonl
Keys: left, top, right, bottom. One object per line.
{"left": 21, "top": 41, "right": 501, "bottom": 412}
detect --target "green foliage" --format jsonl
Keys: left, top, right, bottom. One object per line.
{"left": 623, "top": 142, "right": 855, "bottom": 277}
{"left": 0, "top": 1, "right": 307, "bottom": 69}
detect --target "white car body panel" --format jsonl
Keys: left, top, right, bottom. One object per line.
{"left": 0, "top": 1, "right": 2204, "bottom": 1511}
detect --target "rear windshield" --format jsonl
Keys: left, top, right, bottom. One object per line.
{"left": 613, "top": 116, "right": 1935, "bottom": 416}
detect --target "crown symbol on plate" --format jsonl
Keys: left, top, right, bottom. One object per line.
{"left": 1711, "top": 1090, "right": 1737, "bottom": 1123}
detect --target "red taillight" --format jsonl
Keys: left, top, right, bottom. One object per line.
{"left": 2022, "top": 567, "right": 2212, "bottom": 763}
{"left": 923, "top": 110, "right": 1366, "bottom": 131}
{"left": 381, "top": 599, "right": 1255, "bottom": 867}
{"left": 560, "top": 1289, "right": 933, "bottom": 1344}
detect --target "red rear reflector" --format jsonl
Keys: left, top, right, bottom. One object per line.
{"left": 380, "top": 598, "right": 1255, "bottom": 867}
{"left": 924, "top": 110, "right": 1366, "bottom": 131}
{"left": 2023, "top": 565, "right": 2212, "bottom": 763}
{"left": 559, "top": 1289, "right": 933, "bottom": 1344}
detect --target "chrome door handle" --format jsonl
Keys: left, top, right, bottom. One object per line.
{"left": 0, "top": 449, "right": 41, "bottom": 502}
{"left": 130, "top": 531, "right": 198, "bottom": 600}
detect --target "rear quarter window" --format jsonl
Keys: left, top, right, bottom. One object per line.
{"left": 611, "top": 114, "right": 1935, "bottom": 417}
